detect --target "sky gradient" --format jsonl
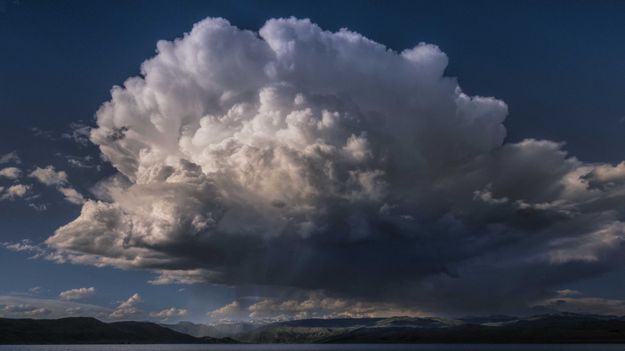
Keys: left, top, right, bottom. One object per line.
{"left": 1, "top": 0, "right": 625, "bottom": 323}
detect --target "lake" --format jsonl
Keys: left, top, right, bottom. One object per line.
{"left": 1, "top": 345, "right": 624, "bottom": 351}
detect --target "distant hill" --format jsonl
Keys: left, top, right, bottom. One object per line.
{"left": 0, "top": 317, "right": 236, "bottom": 344}
{"left": 229, "top": 313, "right": 625, "bottom": 343}
{"left": 162, "top": 320, "right": 256, "bottom": 338}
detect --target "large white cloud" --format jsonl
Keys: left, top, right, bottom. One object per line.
{"left": 40, "top": 17, "right": 625, "bottom": 316}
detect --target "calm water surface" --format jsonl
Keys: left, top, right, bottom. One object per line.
{"left": 1, "top": 345, "right": 624, "bottom": 351}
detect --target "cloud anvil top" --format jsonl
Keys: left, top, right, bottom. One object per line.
{"left": 2, "top": 13, "right": 625, "bottom": 322}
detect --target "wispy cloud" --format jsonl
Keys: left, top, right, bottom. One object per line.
{"left": 109, "top": 293, "right": 142, "bottom": 320}
{"left": 149, "top": 307, "right": 188, "bottom": 320}
{"left": 61, "top": 122, "right": 91, "bottom": 147}
{"left": 0, "top": 295, "right": 109, "bottom": 319}
{"left": 59, "top": 287, "right": 96, "bottom": 301}
{"left": 536, "top": 290, "right": 625, "bottom": 316}
{"left": 0, "top": 151, "right": 21, "bottom": 165}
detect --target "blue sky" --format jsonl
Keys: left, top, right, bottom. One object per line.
{"left": 1, "top": 0, "right": 625, "bottom": 323}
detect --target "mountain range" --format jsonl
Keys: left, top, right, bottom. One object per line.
{"left": 0, "top": 317, "right": 236, "bottom": 344}
{"left": 166, "top": 313, "right": 625, "bottom": 344}
{"left": 2, "top": 313, "right": 625, "bottom": 344}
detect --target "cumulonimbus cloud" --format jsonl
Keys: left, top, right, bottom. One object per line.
{"left": 40, "top": 17, "right": 625, "bottom": 315}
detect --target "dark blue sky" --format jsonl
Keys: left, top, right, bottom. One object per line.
{"left": 1, "top": 0, "right": 625, "bottom": 322}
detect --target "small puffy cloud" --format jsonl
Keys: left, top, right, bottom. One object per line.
{"left": 207, "top": 301, "right": 246, "bottom": 320}
{"left": 28, "top": 165, "right": 86, "bottom": 205}
{"left": 58, "top": 187, "right": 86, "bottom": 205}
{"left": 109, "top": 293, "right": 142, "bottom": 319}
{"left": 0, "top": 151, "right": 20, "bottom": 164}
{"left": 29, "top": 166, "right": 68, "bottom": 186}
{"left": 149, "top": 307, "right": 188, "bottom": 320}
{"left": 0, "top": 184, "right": 30, "bottom": 201}
{"left": 59, "top": 287, "right": 96, "bottom": 301}
{"left": 0, "top": 167, "right": 21, "bottom": 179}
